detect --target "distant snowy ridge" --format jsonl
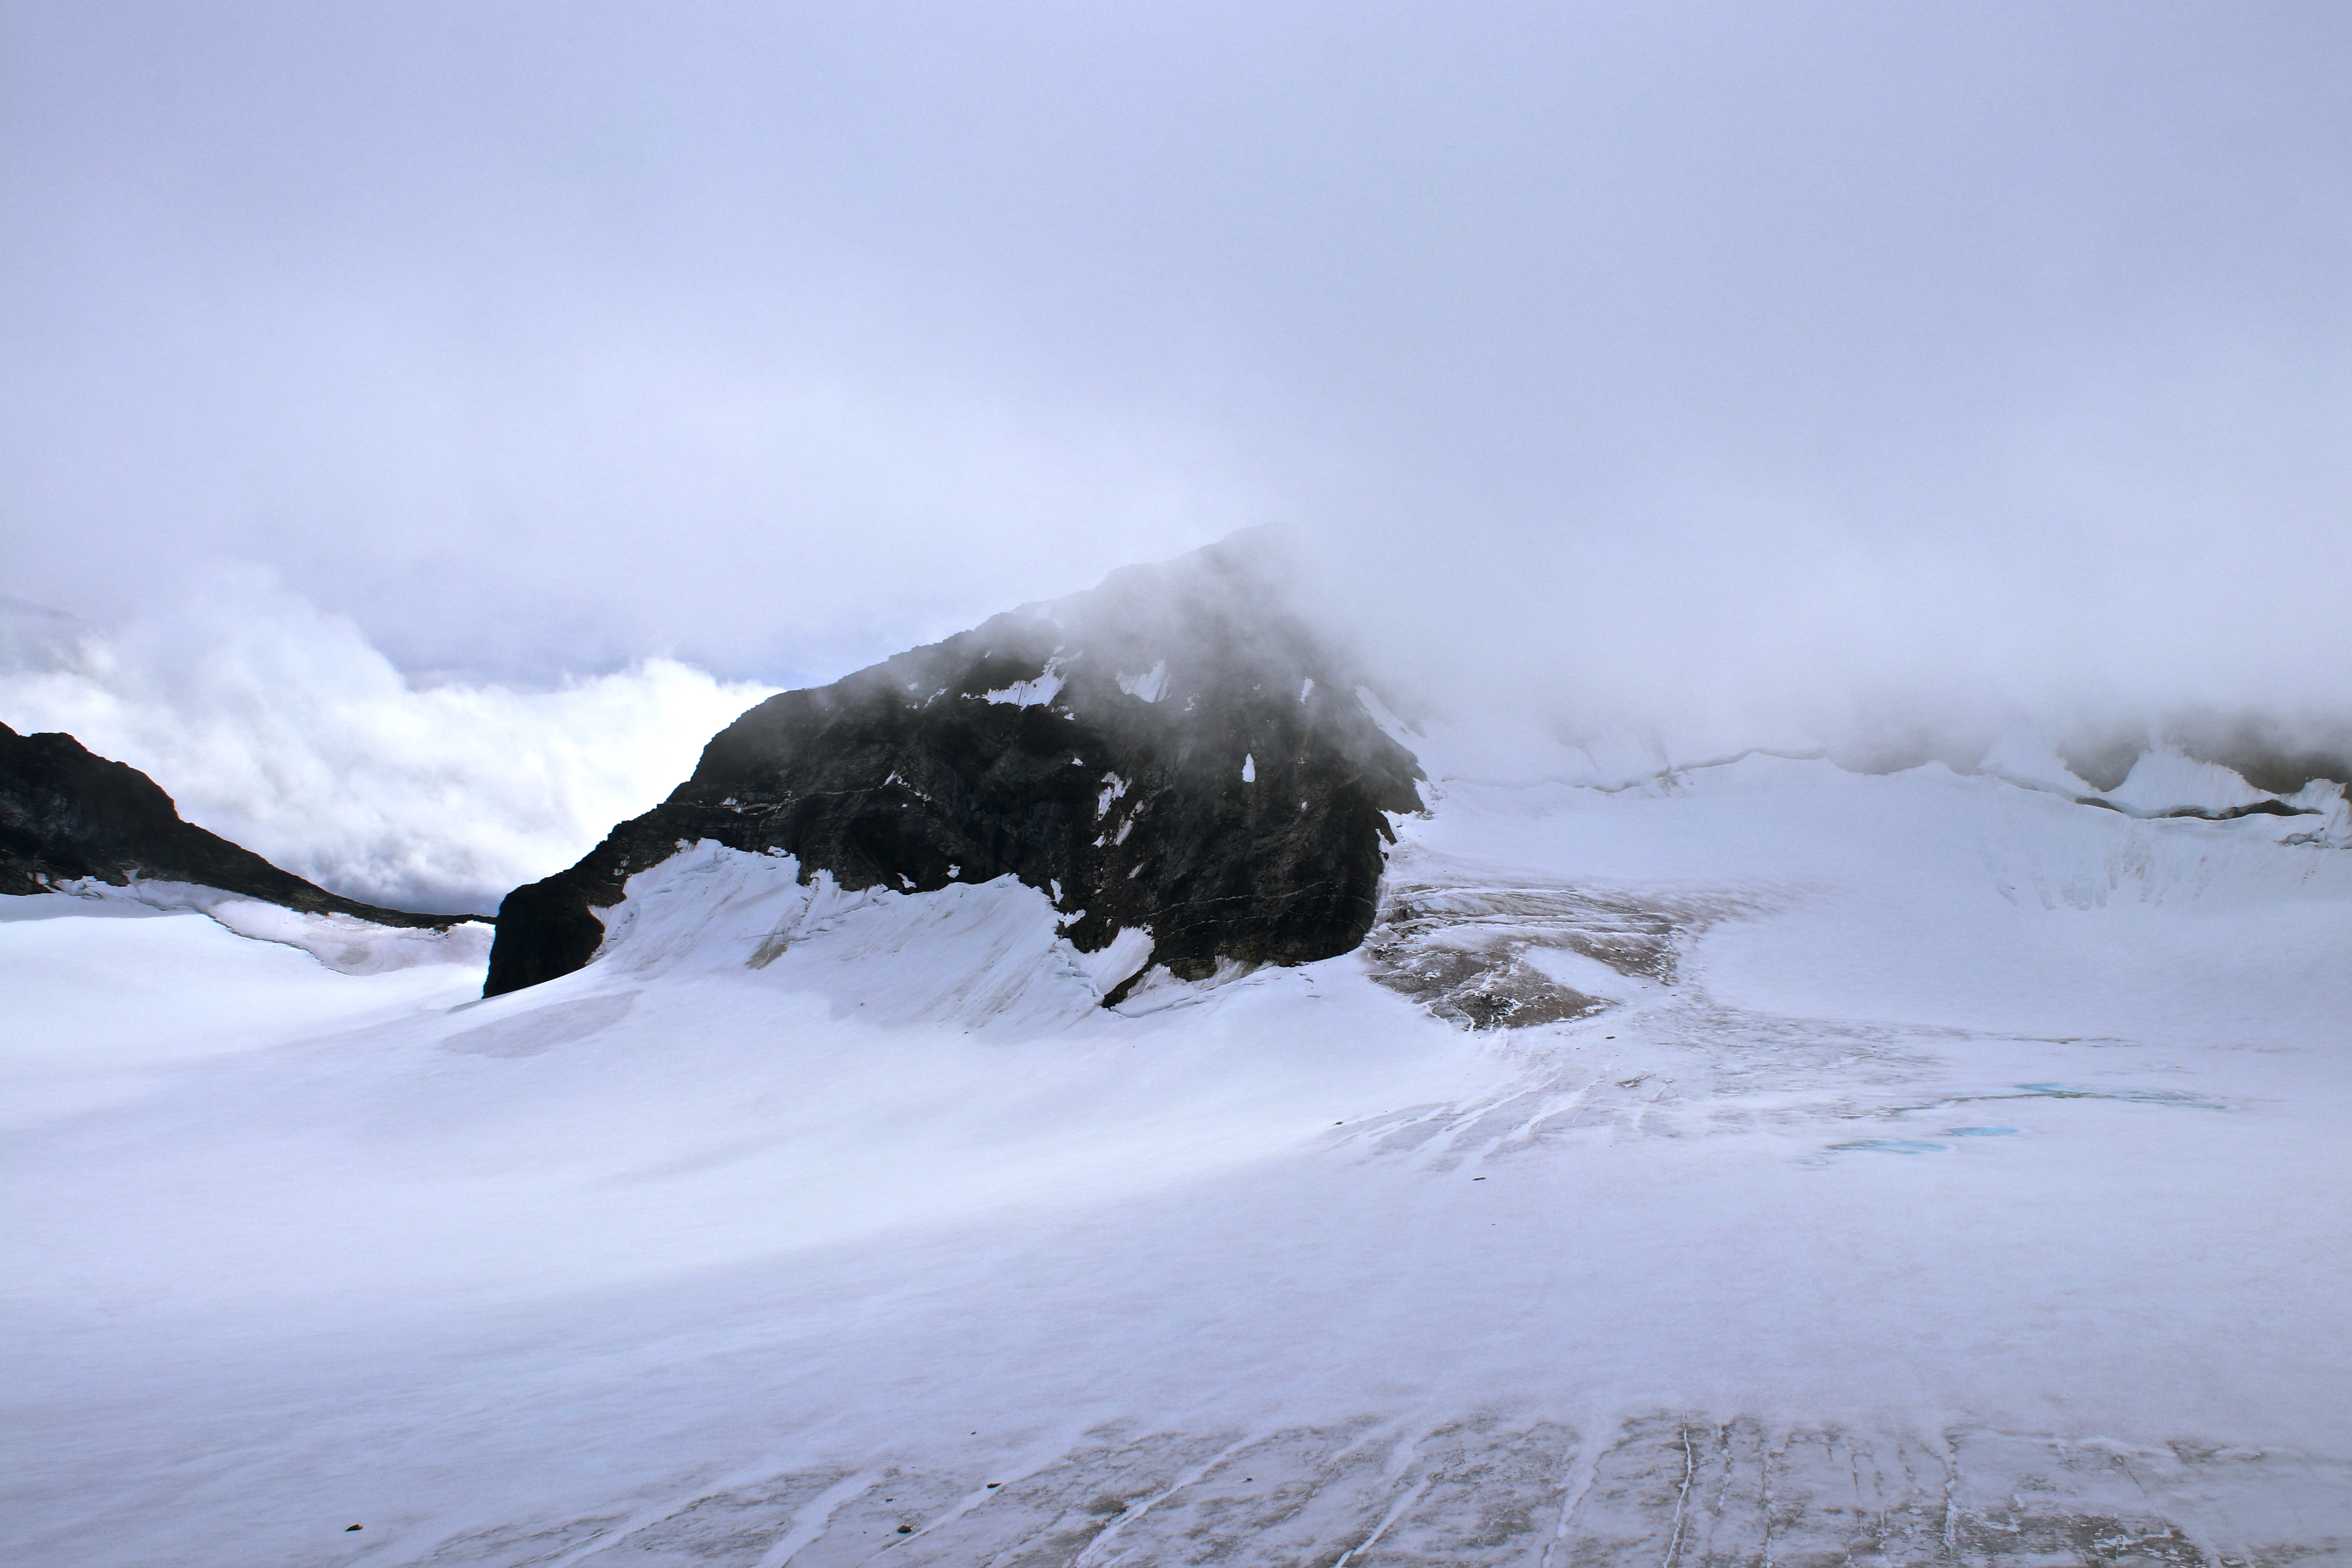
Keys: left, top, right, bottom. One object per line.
{"left": 1407, "top": 718, "right": 2351, "bottom": 848}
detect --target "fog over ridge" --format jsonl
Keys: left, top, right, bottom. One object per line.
{"left": 0, "top": 572, "right": 775, "bottom": 913}
{"left": 4, "top": 2, "right": 2347, "bottom": 886}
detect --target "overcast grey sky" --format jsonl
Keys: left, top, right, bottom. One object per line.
{"left": 5, "top": 2, "right": 2348, "bottom": 713}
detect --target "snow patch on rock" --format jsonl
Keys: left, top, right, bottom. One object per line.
{"left": 981, "top": 657, "right": 1067, "bottom": 708}
{"left": 1116, "top": 660, "right": 1170, "bottom": 702}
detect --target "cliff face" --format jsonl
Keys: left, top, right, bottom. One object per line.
{"left": 0, "top": 722, "right": 466, "bottom": 929}
{"left": 485, "top": 543, "right": 1426, "bottom": 998}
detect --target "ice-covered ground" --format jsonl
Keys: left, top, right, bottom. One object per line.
{"left": 5, "top": 735, "right": 2349, "bottom": 1566}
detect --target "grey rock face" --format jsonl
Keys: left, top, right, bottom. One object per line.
{"left": 485, "top": 541, "right": 1426, "bottom": 998}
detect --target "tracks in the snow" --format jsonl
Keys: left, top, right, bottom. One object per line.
{"left": 416, "top": 1414, "right": 2342, "bottom": 1567}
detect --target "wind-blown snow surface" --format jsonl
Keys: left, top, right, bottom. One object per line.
{"left": 5, "top": 738, "right": 2350, "bottom": 1566}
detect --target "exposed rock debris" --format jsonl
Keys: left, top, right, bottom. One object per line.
{"left": 1359, "top": 871, "right": 1763, "bottom": 1031}
{"left": 486, "top": 540, "right": 1426, "bottom": 997}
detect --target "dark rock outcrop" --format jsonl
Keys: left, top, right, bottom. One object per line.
{"left": 485, "top": 541, "right": 1426, "bottom": 998}
{"left": 0, "top": 722, "right": 470, "bottom": 928}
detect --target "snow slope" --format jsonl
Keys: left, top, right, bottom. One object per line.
{"left": 4, "top": 736, "right": 2349, "bottom": 1566}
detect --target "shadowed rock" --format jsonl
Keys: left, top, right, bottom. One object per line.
{"left": 0, "top": 722, "right": 470, "bottom": 929}
{"left": 485, "top": 540, "right": 1426, "bottom": 998}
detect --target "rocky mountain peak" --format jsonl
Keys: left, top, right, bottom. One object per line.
{"left": 485, "top": 539, "right": 1426, "bottom": 998}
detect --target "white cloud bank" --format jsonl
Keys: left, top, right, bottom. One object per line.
{"left": 0, "top": 572, "right": 774, "bottom": 914}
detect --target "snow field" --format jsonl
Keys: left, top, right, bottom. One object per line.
{"left": 4, "top": 745, "right": 2348, "bottom": 1565}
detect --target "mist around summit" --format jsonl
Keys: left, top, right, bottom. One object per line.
{"left": 7, "top": 514, "right": 2348, "bottom": 920}
{"left": 7, "top": 4, "right": 2352, "bottom": 1563}
{"left": 8, "top": 3, "right": 2349, "bottom": 734}
{"left": 9, "top": 527, "right": 2352, "bottom": 1563}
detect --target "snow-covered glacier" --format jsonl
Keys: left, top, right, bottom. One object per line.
{"left": 5, "top": 723, "right": 2350, "bottom": 1566}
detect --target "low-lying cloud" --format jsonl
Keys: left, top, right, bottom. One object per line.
{"left": 5, "top": 5, "right": 2347, "bottom": 835}
{"left": 1280, "top": 315, "right": 2352, "bottom": 771}
{"left": 1, "top": 572, "right": 773, "bottom": 913}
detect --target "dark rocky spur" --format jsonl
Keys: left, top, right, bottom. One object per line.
{"left": 0, "top": 721, "right": 474, "bottom": 929}
{"left": 486, "top": 541, "right": 1426, "bottom": 998}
